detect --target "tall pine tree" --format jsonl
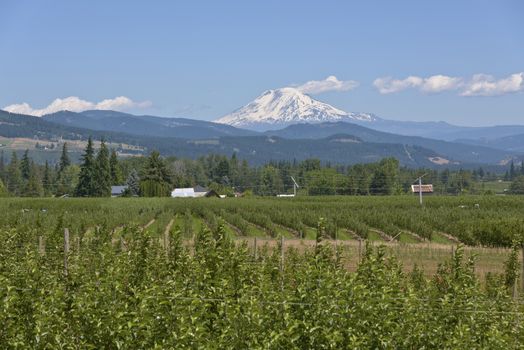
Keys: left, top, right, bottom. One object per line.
{"left": 42, "top": 161, "right": 53, "bottom": 196}
{"left": 110, "top": 149, "right": 123, "bottom": 185}
{"left": 0, "top": 178, "right": 7, "bottom": 197}
{"left": 75, "top": 137, "right": 97, "bottom": 197}
{"left": 94, "top": 139, "right": 111, "bottom": 197}
{"left": 23, "top": 162, "right": 43, "bottom": 197}
{"left": 7, "top": 152, "right": 22, "bottom": 196}
{"left": 20, "top": 149, "right": 31, "bottom": 181}
{"left": 58, "top": 143, "right": 71, "bottom": 175}
{"left": 140, "top": 151, "right": 171, "bottom": 197}
{"left": 0, "top": 150, "right": 5, "bottom": 183}
{"left": 125, "top": 169, "right": 141, "bottom": 196}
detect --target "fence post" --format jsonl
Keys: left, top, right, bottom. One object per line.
{"left": 64, "top": 228, "right": 70, "bottom": 277}
{"left": 522, "top": 243, "right": 524, "bottom": 293}
{"left": 254, "top": 237, "right": 258, "bottom": 260}
{"left": 38, "top": 236, "right": 45, "bottom": 256}
{"left": 280, "top": 235, "right": 284, "bottom": 271}
{"left": 358, "top": 238, "right": 362, "bottom": 261}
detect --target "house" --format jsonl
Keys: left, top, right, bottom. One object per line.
{"left": 111, "top": 185, "right": 128, "bottom": 197}
{"left": 171, "top": 186, "right": 209, "bottom": 198}
{"left": 411, "top": 184, "right": 434, "bottom": 194}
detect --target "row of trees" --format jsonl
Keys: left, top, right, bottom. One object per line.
{"left": 0, "top": 140, "right": 519, "bottom": 197}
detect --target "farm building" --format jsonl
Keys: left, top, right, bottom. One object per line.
{"left": 411, "top": 184, "right": 434, "bottom": 194}
{"left": 171, "top": 185, "right": 214, "bottom": 198}
{"left": 111, "top": 186, "right": 128, "bottom": 197}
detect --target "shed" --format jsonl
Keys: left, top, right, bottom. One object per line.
{"left": 411, "top": 184, "right": 434, "bottom": 194}
{"left": 171, "top": 186, "right": 209, "bottom": 198}
{"left": 111, "top": 185, "right": 128, "bottom": 197}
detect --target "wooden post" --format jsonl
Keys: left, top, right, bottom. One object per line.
{"left": 522, "top": 244, "right": 524, "bottom": 293}
{"left": 280, "top": 236, "right": 284, "bottom": 271}
{"left": 358, "top": 239, "right": 362, "bottom": 261}
{"left": 64, "top": 228, "right": 70, "bottom": 277}
{"left": 253, "top": 237, "right": 258, "bottom": 260}
{"left": 38, "top": 236, "right": 45, "bottom": 256}
{"left": 164, "top": 228, "right": 170, "bottom": 254}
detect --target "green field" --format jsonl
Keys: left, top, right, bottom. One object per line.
{"left": 1, "top": 196, "right": 524, "bottom": 347}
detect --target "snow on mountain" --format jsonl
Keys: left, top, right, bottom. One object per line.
{"left": 215, "top": 87, "right": 378, "bottom": 130}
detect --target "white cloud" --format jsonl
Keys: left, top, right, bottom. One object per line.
{"left": 373, "top": 75, "right": 462, "bottom": 94}
{"left": 460, "top": 72, "right": 524, "bottom": 96}
{"left": 295, "top": 75, "right": 359, "bottom": 94}
{"left": 3, "top": 96, "right": 152, "bottom": 117}
{"left": 374, "top": 72, "right": 524, "bottom": 96}
{"left": 420, "top": 75, "right": 463, "bottom": 93}
{"left": 373, "top": 76, "right": 423, "bottom": 94}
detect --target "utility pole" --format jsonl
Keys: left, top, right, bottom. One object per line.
{"left": 291, "top": 176, "right": 299, "bottom": 197}
{"left": 419, "top": 176, "right": 423, "bottom": 206}
{"left": 414, "top": 173, "right": 427, "bottom": 206}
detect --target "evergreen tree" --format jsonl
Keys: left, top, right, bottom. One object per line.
{"left": 0, "top": 178, "right": 7, "bottom": 197}
{"left": 94, "top": 140, "right": 111, "bottom": 197}
{"left": 42, "top": 161, "right": 53, "bottom": 196}
{"left": 20, "top": 149, "right": 31, "bottom": 181}
{"left": 23, "top": 162, "right": 43, "bottom": 197}
{"left": 125, "top": 169, "right": 141, "bottom": 196}
{"left": 110, "top": 149, "right": 124, "bottom": 185}
{"left": 510, "top": 175, "right": 524, "bottom": 194}
{"left": 140, "top": 151, "right": 171, "bottom": 197}
{"left": 0, "top": 150, "right": 5, "bottom": 183}
{"left": 7, "top": 152, "right": 22, "bottom": 196}
{"left": 509, "top": 160, "right": 516, "bottom": 180}
{"left": 75, "top": 137, "right": 97, "bottom": 197}
{"left": 58, "top": 143, "right": 71, "bottom": 175}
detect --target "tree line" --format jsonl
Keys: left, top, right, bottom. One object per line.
{"left": 0, "top": 138, "right": 520, "bottom": 197}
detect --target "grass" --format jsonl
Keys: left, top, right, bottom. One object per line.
{"left": 398, "top": 232, "right": 420, "bottom": 244}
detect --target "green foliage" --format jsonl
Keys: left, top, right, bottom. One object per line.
{"left": 109, "top": 149, "right": 124, "bottom": 185}
{"left": 75, "top": 137, "right": 97, "bottom": 197}
{"left": 140, "top": 151, "right": 171, "bottom": 197}
{"left": 0, "top": 178, "right": 7, "bottom": 197}
{"left": 510, "top": 175, "right": 524, "bottom": 194}
{"left": 94, "top": 139, "right": 111, "bottom": 197}
{"left": 0, "top": 211, "right": 522, "bottom": 348}
{"left": 124, "top": 168, "right": 141, "bottom": 196}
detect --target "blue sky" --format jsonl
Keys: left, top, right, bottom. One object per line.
{"left": 1, "top": 0, "right": 523, "bottom": 126}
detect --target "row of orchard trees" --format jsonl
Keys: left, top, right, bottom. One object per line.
{"left": 0, "top": 216, "right": 523, "bottom": 347}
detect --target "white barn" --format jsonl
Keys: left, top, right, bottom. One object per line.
{"left": 171, "top": 185, "right": 209, "bottom": 198}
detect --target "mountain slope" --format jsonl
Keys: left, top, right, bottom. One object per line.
{"left": 43, "top": 110, "right": 257, "bottom": 139}
{"left": 215, "top": 88, "right": 377, "bottom": 130}
{"left": 353, "top": 118, "right": 524, "bottom": 143}
{"left": 266, "top": 122, "right": 514, "bottom": 165}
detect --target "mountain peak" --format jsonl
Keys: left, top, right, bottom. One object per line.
{"left": 215, "top": 88, "right": 377, "bottom": 130}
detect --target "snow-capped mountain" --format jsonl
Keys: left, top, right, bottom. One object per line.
{"left": 215, "top": 87, "right": 378, "bottom": 130}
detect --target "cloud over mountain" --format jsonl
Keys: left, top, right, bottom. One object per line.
{"left": 3, "top": 96, "right": 151, "bottom": 117}
{"left": 295, "top": 75, "right": 359, "bottom": 94}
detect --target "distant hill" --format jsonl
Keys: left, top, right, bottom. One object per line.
{"left": 43, "top": 110, "right": 258, "bottom": 139}
{"left": 266, "top": 122, "right": 514, "bottom": 165}
{"left": 0, "top": 109, "right": 515, "bottom": 168}
{"left": 354, "top": 118, "right": 524, "bottom": 144}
